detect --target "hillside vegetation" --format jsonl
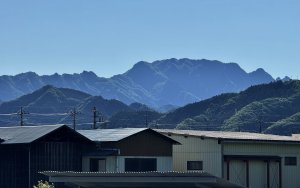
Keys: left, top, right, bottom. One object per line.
{"left": 154, "top": 80, "right": 300, "bottom": 135}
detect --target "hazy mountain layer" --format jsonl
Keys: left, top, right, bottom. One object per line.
{"left": 0, "top": 58, "right": 274, "bottom": 107}
{"left": 0, "top": 85, "right": 145, "bottom": 127}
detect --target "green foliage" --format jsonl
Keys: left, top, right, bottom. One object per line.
{"left": 264, "top": 112, "right": 300, "bottom": 135}
{"left": 33, "top": 180, "right": 54, "bottom": 188}
{"left": 162, "top": 80, "right": 300, "bottom": 135}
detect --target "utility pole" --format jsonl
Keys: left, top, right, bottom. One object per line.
{"left": 258, "top": 114, "right": 263, "bottom": 133}
{"left": 92, "top": 106, "right": 101, "bottom": 129}
{"left": 17, "top": 107, "right": 29, "bottom": 126}
{"left": 69, "top": 108, "right": 80, "bottom": 130}
{"left": 145, "top": 110, "right": 148, "bottom": 127}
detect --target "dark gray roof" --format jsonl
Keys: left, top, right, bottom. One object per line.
{"left": 0, "top": 124, "right": 65, "bottom": 144}
{"left": 77, "top": 128, "right": 148, "bottom": 142}
{"left": 42, "top": 171, "right": 244, "bottom": 188}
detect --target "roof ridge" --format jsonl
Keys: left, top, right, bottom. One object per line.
{"left": 0, "top": 124, "right": 65, "bottom": 129}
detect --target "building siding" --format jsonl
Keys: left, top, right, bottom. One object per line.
{"left": 163, "top": 132, "right": 300, "bottom": 188}
{"left": 224, "top": 142, "right": 300, "bottom": 188}
{"left": 100, "top": 130, "right": 173, "bottom": 156}
{"left": 167, "top": 134, "right": 223, "bottom": 177}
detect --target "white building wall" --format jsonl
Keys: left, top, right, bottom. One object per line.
{"left": 165, "top": 134, "right": 223, "bottom": 177}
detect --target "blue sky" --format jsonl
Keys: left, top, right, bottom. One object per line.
{"left": 0, "top": 0, "right": 299, "bottom": 79}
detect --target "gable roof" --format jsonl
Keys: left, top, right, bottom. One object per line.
{"left": 78, "top": 128, "right": 179, "bottom": 144}
{"left": 0, "top": 124, "right": 79, "bottom": 144}
{"left": 158, "top": 129, "right": 300, "bottom": 143}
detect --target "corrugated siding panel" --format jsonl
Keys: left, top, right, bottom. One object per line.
{"left": 249, "top": 161, "right": 267, "bottom": 188}
{"left": 224, "top": 143, "right": 300, "bottom": 188}
{"left": 168, "top": 135, "right": 222, "bottom": 177}
{"left": 228, "top": 161, "right": 247, "bottom": 187}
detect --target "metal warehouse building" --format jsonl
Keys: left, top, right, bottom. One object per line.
{"left": 158, "top": 129, "right": 300, "bottom": 188}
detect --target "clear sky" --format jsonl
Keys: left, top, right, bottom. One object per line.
{"left": 0, "top": 0, "right": 299, "bottom": 79}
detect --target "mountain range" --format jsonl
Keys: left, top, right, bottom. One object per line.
{"left": 0, "top": 58, "right": 274, "bottom": 108}
{"left": 1, "top": 80, "right": 300, "bottom": 135}
{"left": 153, "top": 80, "right": 300, "bottom": 135}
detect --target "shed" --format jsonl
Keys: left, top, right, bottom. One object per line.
{"left": 78, "top": 128, "right": 179, "bottom": 173}
{"left": 0, "top": 125, "right": 94, "bottom": 188}
{"left": 158, "top": 129, "right": 300, "bottom": 188}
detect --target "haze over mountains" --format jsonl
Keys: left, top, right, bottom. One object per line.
{"left": 0, "top": 58, "right": 274, "bottom": 107}
{"left": 0, "top": 85, "right": 146, "bottom": 127}
{"left": 1, "top": 80, "right": 300, "bottom": 135}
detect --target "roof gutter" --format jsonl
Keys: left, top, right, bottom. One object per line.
{"left": 222, "top": 139, "right": 300, "bottom": 145}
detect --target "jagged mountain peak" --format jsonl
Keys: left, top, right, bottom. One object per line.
{"left": 0, "top": 58, "right": 276, "bottom": 107}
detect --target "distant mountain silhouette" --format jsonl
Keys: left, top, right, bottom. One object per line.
{"left": 0, "top": 58, "right": 274, "bottom": 107}
{"left": 0, "top": 85, "right": 142, "bottom": 127}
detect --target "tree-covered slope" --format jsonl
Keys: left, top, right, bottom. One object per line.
{"left": 154, "top": 80, "right": 300, "bottom": 135}
{"left": 0, "top": 85, "right": 150, "bottom": 127}
{"left": 264, "top": 112, "right": 300, "bottom": 135}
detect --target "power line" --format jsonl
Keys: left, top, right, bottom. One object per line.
{"left": 29, "top": 113, "right": 68, "bottom": 116}
{"left": 69, "top": 108, "right": 81, "bottom": 130}
{"left": 17, "top": 107, "right": 29, "bottom": 126}
{"left": 0, "top": 113, "right": 17, "bottom": 116}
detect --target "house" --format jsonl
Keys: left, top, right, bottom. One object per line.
{"left": 158, "top": 129, "right": 300, "bottom": 188}
{"left": 0, "top": 125, "right": 94, "bottom": 188}
{"left": 77, "top": 128, "right": 179, "bottom": 172}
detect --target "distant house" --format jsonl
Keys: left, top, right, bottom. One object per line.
{"left": 158, "top": 129, "right": 300, "bottom": 188}
{"left": 0, "top": 125, "right": 94, "bottom": 188}
{"left": 78, "top": 128, "right": 179, "bottom": 172}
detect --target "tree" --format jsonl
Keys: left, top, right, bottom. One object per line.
{"left": 33, "top": 180, "right": 54, "bottom": 188}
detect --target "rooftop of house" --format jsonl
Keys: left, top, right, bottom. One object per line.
{"left": 0, "top": 124, "right": 93, "bottom": 144}
{"left": 77, "top": 128, "right": 147, "bottom": 142}
{"left": 78, "top": 128, "right": 179, "bottom": 144}
{"left": 0, "top": 124, "right": 65, "bottom": 144}
{"left": 158, "top": 129, "right": 300, "bottom": 143}
{"left": 42, "top": 171, "right": 243, "bottom": 188}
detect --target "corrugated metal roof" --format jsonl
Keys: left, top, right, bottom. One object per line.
{"left": 0, "top": 124, "right": 64, "bottom": 144}
{"left": 42, "top": 171, "right": 208, "bottom": 177}
{"left": 77, "top": 128, "right": 147, "bottom": 142}
{"left": 158, "top": 129, "right": 300, "bottom": 143}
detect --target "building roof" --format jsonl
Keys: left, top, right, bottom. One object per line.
{"left": 158, "top": 129, "right": 300, "bottom": 143}
{"left": 78, "top": 128, "right": 179, "bottom": 144}
{"left": 42, "top": 171, "right": 244, "bottom": 188}
{"left": 0, "top": 124, "right": 65, "bottom": 144}
{"left": 78, "top": 128, "right": 148, "bottom": 142}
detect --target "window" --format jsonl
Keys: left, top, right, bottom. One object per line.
{"left": 285, "top": 157, "right": 297, "bottom": 166}
{"left": 125, "top": 158, "right": 157, "bottom": 172}
{"left": 90, "top": 158, "right": 106, "bottom": 172}
{"left": 187, "top": 161, "right": 203, "bottom": 170}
